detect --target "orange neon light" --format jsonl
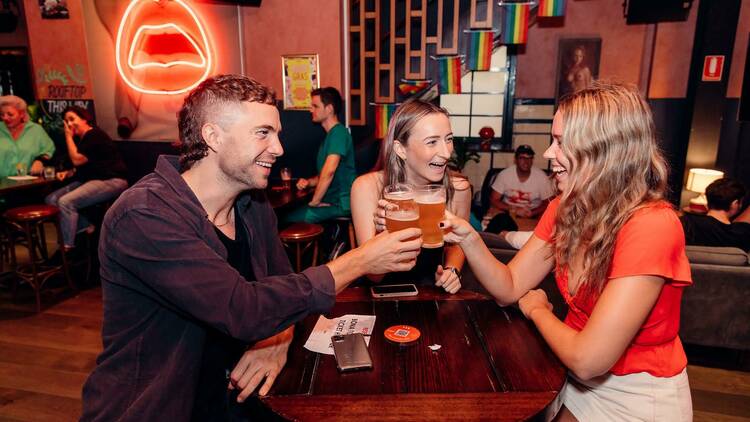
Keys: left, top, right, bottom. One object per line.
{"left": 115, "top": 0, "right": 213, "bottom": 95}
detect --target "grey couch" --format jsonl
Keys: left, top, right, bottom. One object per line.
{"left": 463, "top": 233, "right": 750, "bottom": 352}
{"left": 680, "top": 245, "right": 750, "bottom": 351}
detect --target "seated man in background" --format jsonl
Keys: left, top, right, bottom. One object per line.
{"left": 485, "top": 144, "right": 555, "bottom": 233}
{"left": 80, "top": 75, "right": 422, "bottom": 421}
{"left": 286, "top": 87, "right": 356, "bottom": 223}
{"left": 681, "top": 177, "right": 750, "bottom": 252}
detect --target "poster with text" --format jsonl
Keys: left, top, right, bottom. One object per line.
{"left": 282, "top": 54, "right": 319, "bottom": 110}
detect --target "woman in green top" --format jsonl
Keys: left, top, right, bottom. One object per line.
{"left": 0, "top": 95, "right": 55, "bottom": 177}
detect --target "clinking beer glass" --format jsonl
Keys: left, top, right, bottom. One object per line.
{"left": 384, "top": 184, "right": 420, "bottom": 234}
{"left": 415, "top": 184, "right": 446, "bottom": 248}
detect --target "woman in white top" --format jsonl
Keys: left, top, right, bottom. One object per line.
{"left": 351, "top": 99, "right": 471, "bottom": 293}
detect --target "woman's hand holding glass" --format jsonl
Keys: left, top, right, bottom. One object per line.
{"left": 374, "top": 199, "right": 393, "bottom": 233}
{"left": 440, "top": 210, "right": 479, "bottom": 246}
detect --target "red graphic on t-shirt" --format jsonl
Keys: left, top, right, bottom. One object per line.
{"left": 507, "top": 189, "right": 532, "bottom": 206}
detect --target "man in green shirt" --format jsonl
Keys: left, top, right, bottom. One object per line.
{"left": 286, "top": 87, "right": 356, "bottom": 223}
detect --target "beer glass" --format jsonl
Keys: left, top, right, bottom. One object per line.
{"left": 43, "top": 166, "right": 56, "bottom": 180}
{"left": 280, "top": 167, "right": 292, "bottom": 190}
{"left": 384, "top": 184, "right": 419, "bottom": 233}
{"left": 415, "top": 184, "right": 446, "bottom": 248}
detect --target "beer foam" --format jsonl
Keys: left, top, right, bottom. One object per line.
{"left": 384, "top": 191, "right": 415, "bottom": 200}
{"left": 388, "top": 210, "right": 418, "bottom": 220}
{"left": 416, "top": 195, "right": 445, "bottom": 204}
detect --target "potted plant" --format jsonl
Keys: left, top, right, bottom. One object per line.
{"left": 448, "top": 136, "right": 480, "bottom": 171}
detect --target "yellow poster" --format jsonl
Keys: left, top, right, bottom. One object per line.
{"left": 282, "top": 55, "right": 319, "bottom": 110}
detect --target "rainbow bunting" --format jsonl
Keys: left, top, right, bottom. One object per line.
{"left": 373, "top": 103, "right": 396, "bottom": 139}
{"left": 538, "top": 0, "right": 565, "bottom": 17}
{"left": 501, "top": 3, "right": 529, "bottom": 44}
{"left": 467, "top": 30, "right": 494, "bottom": 71}
{"left": 438, "top": 56, "right": 462, "bottom": 94}
{"left": 398, "top": 79, "right": 432, "bottom": 96}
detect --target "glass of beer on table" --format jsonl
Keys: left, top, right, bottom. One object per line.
{"left": 415, "top": 184, "right": 446, "bottom": 248}
{"left": 383, "top": 184, "right": 419, "bottom": 233}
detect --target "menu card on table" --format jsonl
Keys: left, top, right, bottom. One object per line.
{"left": 303, "top": 314, "right": 376, "bottom": 355}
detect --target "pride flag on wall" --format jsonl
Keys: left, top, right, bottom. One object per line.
{"left": 467, "top": 30, "right": 494, "bottom": 71}
{"left": 373, "top": 103, "right": 396, "bottom": 139}
{"left": 501, "top": 3, "right": 529, "bottom": 44}
{"left": 398, "top": 79, "right": 432, "bottom": 96}
{"left": 438, "top": 56, "right": 462, "bottom": 94}
{"left": 538, "top": 0, "right": 565, "bottom": 17}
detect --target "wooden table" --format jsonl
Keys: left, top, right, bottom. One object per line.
{"left": 266, "top": 184, "right": 313, "bottom": 211}
{"left": 261, "top": 286, "right": 566, "bottom": 421}
{"left": 0, "top": 176, "right": 58, "bottom": 197}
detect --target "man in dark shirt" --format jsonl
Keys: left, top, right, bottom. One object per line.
{"left": 80, "top": 75, "right": 422, "bottom": 421}
{"left": 681, "top": 177, "right": 750, "bottom": 252}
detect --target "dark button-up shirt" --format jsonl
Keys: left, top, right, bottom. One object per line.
{"left": 80, "top": 156, "right": 335, "bottom": 421}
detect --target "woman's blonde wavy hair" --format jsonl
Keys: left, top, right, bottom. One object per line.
{"left": 380, "top": 99, "right": 455, "bottom": 204}
{"left": 554, "top": 81, "right": 669, "bottom": 296}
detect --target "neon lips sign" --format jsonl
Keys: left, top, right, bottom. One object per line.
{"left": 115, "top": 0, "right": 213, "bottom": 95}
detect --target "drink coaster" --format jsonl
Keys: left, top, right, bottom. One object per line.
{"left": 384, "top": 324, "right": 421, "bottom": 344}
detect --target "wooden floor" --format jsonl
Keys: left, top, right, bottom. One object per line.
{"left": 0, "top": 284, "right": 747, "bottom": 421}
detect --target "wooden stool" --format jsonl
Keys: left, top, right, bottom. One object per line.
{"left": 3, "top": 205, "right": 75, "bottom": 312}
{"left": 279, "top": 223, "right": 324, "bottom": 272}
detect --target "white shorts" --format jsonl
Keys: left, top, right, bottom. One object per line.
{"left": 546, "top": 368, "right": 692, "bottom": 421}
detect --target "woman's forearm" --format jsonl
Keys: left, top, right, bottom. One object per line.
{"left": 459, "top": 232, "right": 518, "bottom": 304}
{"left": 444, "top": 243, "right": 465, "bottom": 270}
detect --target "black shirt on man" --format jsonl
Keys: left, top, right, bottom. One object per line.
{"left": 680, "top": 213, "right": 750, "bottom": 252}
{"left": 192, "top": 206, "right": 255, "bottom": 421}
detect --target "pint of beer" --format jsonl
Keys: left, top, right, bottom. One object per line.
{"left": 384, "top": 184, "right": 420, "bottom": 233}
{"left": 383, "top": 183, "right": 414, "bottom": 208}
{"left": 415, "top": 184, "right": 446, "bottom": 248}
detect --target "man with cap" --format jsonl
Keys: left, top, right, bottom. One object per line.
{"left": 486, "top": 144, "right": 556, "bottom": 232}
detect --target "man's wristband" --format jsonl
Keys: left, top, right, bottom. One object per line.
{"left": 444, "top": 266, "right": 461, "bottom": 280}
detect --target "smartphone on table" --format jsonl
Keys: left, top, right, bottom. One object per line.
{"left": 370, "top": 283, "right": 419, "bottom": 298}
{"left": 331, "top": 333, "right": 373, "bottom": 372}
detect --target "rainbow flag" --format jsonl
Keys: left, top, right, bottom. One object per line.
{"left": 398, "top": 79, "right": 432, "bottom": 96}
{"left": 538, "top": 0, "right": 565, "bottom": 17}
{"left": 373, "top": 103, "right": 396, "bottom": 139}
{"left": 438, "top": 56, "right": 462, "bottom": 94}
{"left": 467, "top": 30, "right": 494, "bottom": 71}
{"left": 501, "top": 3, "right": 529, "bottom": 44}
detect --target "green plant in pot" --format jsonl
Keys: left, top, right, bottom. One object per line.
{"left": 448, "top": 136, "right": 480, "bottom": 171}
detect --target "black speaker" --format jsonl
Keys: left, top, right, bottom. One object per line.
{"left": 625, "top": 0, "right": 692, "bottom": 24}
{"left": 739, "top": 34, "right": 750, "bottom": 121}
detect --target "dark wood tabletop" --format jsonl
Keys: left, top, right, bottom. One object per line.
{"left": 261, "top": 286, "right": 566, "bottom": 421}
{"left": 0, "top": 176, "right": 59, "bottom": 197}
{"left": 266, "top": 183, "right": 313, "bottom": 211}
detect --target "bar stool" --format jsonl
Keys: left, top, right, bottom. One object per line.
{"left": 3, "top": 205, "right": 75, "bottom": 312}
{"left": 279, "top": 223, "right": 324, "bottom": 272}
{"left": 332, "top": 216, "right": 357, "bottom": 249}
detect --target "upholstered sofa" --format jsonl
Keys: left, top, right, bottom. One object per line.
{"left": 462, "top": 233, "right": 750, "bottom": 352}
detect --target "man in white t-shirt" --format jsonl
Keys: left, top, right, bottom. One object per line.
{"left": 486, "top": 145, "right": 555, "bottom": 233}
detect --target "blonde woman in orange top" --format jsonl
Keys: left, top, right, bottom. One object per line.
{"left": 440, "top": 82, "right": 692, "bottom": 421}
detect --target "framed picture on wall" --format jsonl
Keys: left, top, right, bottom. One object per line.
{"left": 39, "top": 0, "right": 69, "bottom": 19}
{"left": 556, "top": 38, "right": 601, "bottom": 100}
{"left": 282, "top": 54, "right": 320, "bottom": 110}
